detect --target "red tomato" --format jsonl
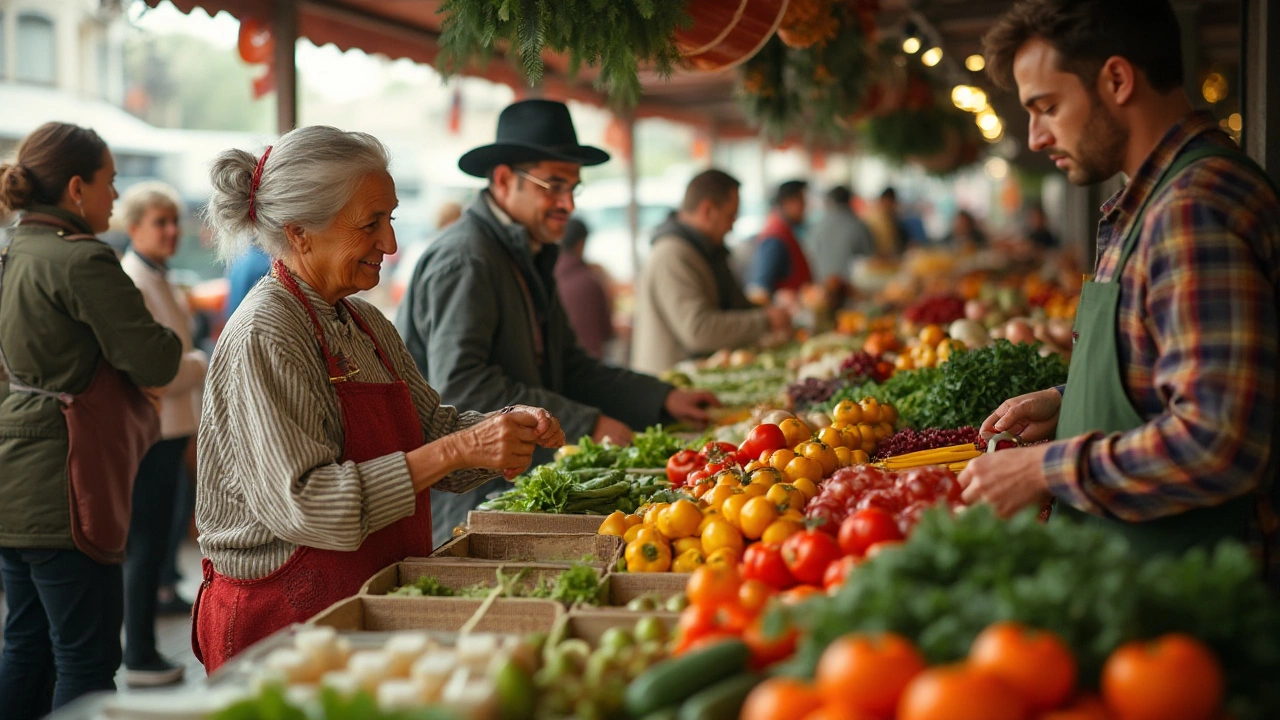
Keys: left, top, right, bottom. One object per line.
{"left": 742, "top": 543, "right": 797, "bottom": 590}
{"left": 1101, "top": 634, "right": 1224, "bottom": 720}
{"left": 665, "top": 449, "right": 701, "bottom": 486}
{"left": 675, "top": 603, "right": 721, "bottom": 649}
{"left": 703, "top": 441, "right": 741, "bottom": 464}
{"left": 781, "top": 530, "right": 844, "bottom": 585}
{"left": 968, "top": 622, "right": 1077, "bottom": 712}
{"left": 823, "top": 555, "right": 858, "bottom": 592}
{"left": 838, "top": 508, "right": 905, "bottom": 557}
{"left": 740, "top": 424, "right": 788, "bottom": 461}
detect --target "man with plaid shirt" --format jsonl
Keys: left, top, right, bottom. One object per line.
{"left": 959, "top": 0, "right": 1280, "bottom": 581}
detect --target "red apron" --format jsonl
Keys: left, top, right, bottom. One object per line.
{"left": 192, "top": 261, "right": 431, "bottom": 673}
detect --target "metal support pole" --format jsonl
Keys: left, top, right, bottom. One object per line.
{"left": 273, "top": 0, "right": 298, "bottom": 133}
{"left": 1243, "top": 0, "right": 1280, "bottom": 183}
{"left": 624, "top": 114, "right": 640, "bottom": 281}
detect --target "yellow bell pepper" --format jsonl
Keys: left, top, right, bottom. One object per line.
{"left": 705, "top": 547, "right": 739, "bottom": 569}
{"left": 673, "top": 537, "right": 703, "bottom": 556}
{"left": 598, "top": 510, "right": 628, "bottom": 537}
{"left": 671, "top": 548, "right": 706, "bottom": 573}
{"left": 625, "top": 538, "right": 672, "bottom": 573}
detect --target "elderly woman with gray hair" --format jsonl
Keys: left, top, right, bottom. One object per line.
{"left": 193, "top": 126, "right": 565, "bottom": 673}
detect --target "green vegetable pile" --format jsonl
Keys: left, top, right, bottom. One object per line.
{"left": 774, "top": 506, "right": 1280, "bottom": 720}
{"left": 559, "top": 426, "right": 691, "bottom": 472}
{"left": 389, "top": 564, "right": 606, "bottom": 606}
{"left": 828, "top": 340, "right": 1068, "bottom": 429}
{"left": 480, "top": 466, "right": 671, "bottom": 515}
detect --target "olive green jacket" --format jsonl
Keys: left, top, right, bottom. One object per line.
{"left": 0, "top": 205, "right": 182, "bottom": 549}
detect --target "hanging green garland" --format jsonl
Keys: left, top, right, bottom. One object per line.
{"left": 858, "top": 67, "right": 985, "bottom": 175}
{"left": 736, "top": 1, "right": 877, "bottom": 143}
{"left": 436, "top": 0, "right": 691, "bottom": 107}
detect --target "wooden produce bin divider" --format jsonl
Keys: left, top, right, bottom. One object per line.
{"left": 431, "top": 532, "right": 623, "bottom": 568}
{"left": 309, "top": 594, "right": 564, "bottom": 636}
{"left": 466, "top": 510, "right": 606, "bottom": 535}
{"left": 360, "top": 558, "right": 604, "bottom": 597}
{"left": 554, "top": 609, "right": 681, "bottom": 647}
{"left": 599, "top": 571, "right": 691, "bottom": 607}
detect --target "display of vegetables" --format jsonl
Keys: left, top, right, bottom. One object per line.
{"left": 556, "top": 426, "right": 692, "bottom": 472}
{"left": 804, "top": 464, "right": 965, "bottom": 537}
{"left": 773, "top": 506, "right": 1280, "bottom": 719}
{"left": 742, "top": 624, "right": 1230, "bottom": 720}
{"left": 532, "top": 617, "right": 674, "bottom": 719}
{"left": 829, "top": 340, "right": 1068, "bottom": 430}
{"left": 902, "top": 294, "right": 966, "bottom": 326}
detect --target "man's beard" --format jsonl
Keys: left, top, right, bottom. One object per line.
{"left": 1064, "top": 96, "right": 1129, "bottom": 186}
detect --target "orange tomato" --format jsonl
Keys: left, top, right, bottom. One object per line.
{"left": 715, "top": 471, "right": 743, "bottom": 487}
{"left": 739, "top": 496, "right": 780, "bottom": 540}
{"left": 780, "top": 508, "right": 805, "bottom": 523}
{"left": 767, "top": 483, "right": 808, "bottom": 513}
{"left": 873, "top": 422, "right": 893, "bottom": 441}
{"left": 703, "top": 484, "right": 737, "bottom": 509}
{"left": 815, "top": 632, "right": 926, "bottom": 716}
{"left": 858, "top": 398, "right": 882, "bottom": 424}
{"left": 834, "top": 446, "right": 854, "bottom": 468}
{"left": 778, "top": 584, "right": 823, "bottom": 604}
{"left": 720, "top": 493, "right": 750, "bottom": 528}
{"left": 1101, "top": 634, "right": 1224, "bottom": 720}
{"left": 705, "top": 546, "right": 740, "bottom": 569}
{"left": 840, "top": 425, "right": 864, "bottom": 451}
{"left": 792, "top": 476, "right": 820, "bottom": 501}
{"left": 743, "top": 460, "right": 767, "bottom": 473}
{"left": 784, "top": 456, "right": 824, "bottom": 484}
{"left": 779, "top": 418, "right": 813, "bottom": 447}
{"left": 817, "top": 427, "right": 845, "bottom": 450}
{"left": 800, "top": 441, "right": 838, "bottom": 476}
{"left": 919, "top": 324, "right": 946, "bottom": 346}
{"left": 643, "top": 502, "right": 670, "bottom": 527}
{"left": 851, "top": 449, "right": 871, "bottom": 465}
{"left": 701, "top": 518, "right": 745, "bottom": 557}
{"left": 769, "top": 449, "right": 797, "bottom": 474}
{"left": 686, "top": 564, "right": 741, "bottom": 607}
{"left": 898, "top": 663, "right": 1028, "bottom": 720}
{"left": 745, "top": 467, "right": 783, "bottom": 494}
{"left": 656, "top": 499, "right": 704, "bottom": 540}
{"left": 895, "top": 354, "right": 916, "bottom": 371}
{"left": 762, "top": 518, "right": 804, "bottom": 545}
{"left": 831, "top": 399, "right": 863, "bottom": 426}
{"left": 741, "top": 678, "right": 824, "bottom": 720}
{"left": 969, "top": 622, "right": 1077, "bottom": 712}
{"left": 737, "top": 578, "right": 776, "bottom": 615}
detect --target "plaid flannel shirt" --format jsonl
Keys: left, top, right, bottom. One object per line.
{"left": 1043, "top": 112, "right": 1280, "bottom": 534}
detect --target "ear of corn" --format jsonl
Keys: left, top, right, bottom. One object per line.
{"left": 876, "top": 443, "right": 983, "bottom": 470}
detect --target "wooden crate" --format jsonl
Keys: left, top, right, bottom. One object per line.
{"left": 360, "top": 558, "right": 603, "bottom": 598}
{"left": 309, "top": 595, "right": 563, "bottom": 635}
{"left": 432, "top": 532, "right": 623, "bottom": 567}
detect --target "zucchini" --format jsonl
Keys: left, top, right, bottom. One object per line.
{"left": 678, "top": 673, "right": 762, "bottom": 720}
{"left": 624, "top": 640, "right": 750, "bottom": 718}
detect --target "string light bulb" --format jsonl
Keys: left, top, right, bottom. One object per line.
{"left": 921, "top": 47, "right": 943, "bottom": 67}
{"left": 902, "top": 37, "right": 922, "bottom": 54}
{"left": 966, "top": 54, "right": 986, "bottom": 72}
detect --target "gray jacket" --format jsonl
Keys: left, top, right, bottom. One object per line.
{"left": 807, "top": 205, "right": 875, "bottom": 284}
{"left": 396, "top": 194, "right": 673, "bottom": 545}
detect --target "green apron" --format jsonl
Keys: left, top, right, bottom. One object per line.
{"left": 1054, "top": 145, "right": 1268, "bottom": 558}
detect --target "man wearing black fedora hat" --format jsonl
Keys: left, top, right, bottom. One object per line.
{"left": 396, "top": 99, "right": 719, "bottom": 547}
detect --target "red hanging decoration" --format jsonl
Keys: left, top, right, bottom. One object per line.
{"left": 238, "top": 17, "right": 276, "bottom": 99}
{"left": 448, "top": 88, "right": 463, "bottom": 135}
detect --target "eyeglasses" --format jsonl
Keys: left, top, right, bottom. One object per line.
{"left": 515, "top": 169, "right": 583, "bottom": 199}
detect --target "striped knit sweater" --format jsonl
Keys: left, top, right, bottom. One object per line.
{"left": 196, "top": 269, "right": 497, "bottom": 579}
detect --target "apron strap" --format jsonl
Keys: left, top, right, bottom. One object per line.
{"left": 271, "top": 259, "right": 401, "bottom": 383}
{"left": 1112, "top": 145, "right": 1270, "bottom": 280}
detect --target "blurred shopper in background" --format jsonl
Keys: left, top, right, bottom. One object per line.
{"left": 944, "top": 209, "right": 989, "bottom": 252}
{"left": 633, "top": 170, "right": 790, "bottom": 375}
{"left": 224, "top": 243, "right": 270, "bottom": 320}
{"left": 807, "top": 185, "right": 875, "bottom": 286}
{"left": 554, "top": 217, "right": 614, "bottom": 360}
{"left": 1025, "top": 204, "right": 1059, "bottom": 250}
{"left": 0, "top": 122, "right": 181, "bottom": 718}
{"left": 747, "top": 180, "right": 811, "bottom": 301}
{"left": 118, "top": 181, "right": 209, "bottom": 687}
{"left": 866, "top": 186, "right": 910, "bottom": 256}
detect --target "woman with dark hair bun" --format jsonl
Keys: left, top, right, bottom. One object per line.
{"left": 0, "top": 122, "right": 182, "bottom": 718}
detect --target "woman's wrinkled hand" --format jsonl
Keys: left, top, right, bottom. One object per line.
{"left": 454, "top": 410, "right": 540, "bottom": 480}
{"left": 501, "top": 405, "right": 565, "bottom": 449}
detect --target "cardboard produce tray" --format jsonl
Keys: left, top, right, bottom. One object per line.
{"left": 465, "top": 510, "right": 607, "bottom": 535}
{"left": 360, "top": 558, "right": 603, "bottom": 597}
{"left": 309, "top": 594, "right": 563, "bottom": 635}
{"left": 432, "top": 531, "right": 623, "bottom": 566}
{"left": 554, "top": 609, "right": 681, "bottom": 647}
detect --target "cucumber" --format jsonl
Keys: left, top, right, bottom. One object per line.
{"left": 678, "top": 673, "right": 762, "bottom": 720}
{"left": 623, "top": 640, "right": 750, "bottom": 718}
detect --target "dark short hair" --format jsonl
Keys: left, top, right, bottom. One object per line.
{"left": 0, "top": 122, "right": 109, "bottom": 215}
{"left": 983, "top": 0, "right": 1184, "bottom": 93}
{"left": 775, "top": 180, "right": 807, "bottom": 205}
{"left": 827, "top": 186, "right": 853, "bottom": 206}
{"left": 560, "top": 217, "right": 589, "bottom": 251}
{"left": 880, "top": 187, "right": 898, "bottom": 202}
{"left": 681, "top": 169, "right": 741, "bottom": 213}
